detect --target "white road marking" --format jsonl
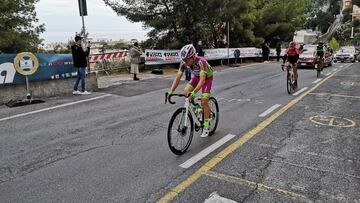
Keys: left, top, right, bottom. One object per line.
{"left": 0, "top": 94, "right": 112, "bottom": 122}
{"left": 213, "top": 71, "right": 218, "bottom": 73}
{"left": 312, "top": 79, "right": 322, "bottom": 84}
{"left": 333, "top": 68, "right": 338, "bottom": 71}
{"left": 325, "top": 72, "right": 332, "bottom": 76}
{"left": 259, "top": 104, "right": 281, "bottom": 118}
{"left": 179, "top": 134, "right": 236, "bottom": 169}
{"left": 293, "top": 87, "right": 308, "bottom": 96}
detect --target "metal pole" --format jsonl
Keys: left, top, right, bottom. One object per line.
{"left": 25, "top": 76, "right": 31, "bottom": 100}
{"left": 79, "top": 0, "right": 86, "bottom": 38}
{"left": 79, "top": 0, "right": 90, "bottom": 72}
{"left": 227, "top": 21, "right": 230, "bottom": 65}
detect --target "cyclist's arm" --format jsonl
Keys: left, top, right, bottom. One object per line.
{"left": 169, "top": 72, "right": 182, "bottom": 93}
{"left": 283, "top": 54, "right": 288, "bottom": 64}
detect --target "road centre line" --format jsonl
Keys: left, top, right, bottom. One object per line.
{"left": 312, "top": 79, "right": 322, "bottom": 84}
{"left": 309, "top": 93, "right": 360, "bottom": 99}
{"left": 204, "top": 171, "right": 309, "bottom": 200}
{"left": 157, "top": 69, "right": 340, "bottom": 203}
{"left": 0, "top": 94, "right": 112, "bottom": 122}
{"left": 179, "top": 134, "right": 236, "bottom": 169}
{"left": 293, "top": 87, "right": 308, "bottom": 96}
{"left": 325, "top": 72, "right": 332, "bottom": 76}
{"left": 259, "top": 104, "right": 281, "bottom": 118}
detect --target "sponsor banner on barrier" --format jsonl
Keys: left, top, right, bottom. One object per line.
{"left": 144, "top": 47, "right": 263, "bottom": 65}
{"left": 0, "top": 54, "right": 76, "bottom": 85}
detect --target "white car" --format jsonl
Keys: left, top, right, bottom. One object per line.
{"left": 334, "top": 46, "right": 360, "bottom": 63}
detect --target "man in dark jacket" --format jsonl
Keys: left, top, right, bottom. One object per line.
{"left": 71, "top": 35, "right": 91, "bottom": 95}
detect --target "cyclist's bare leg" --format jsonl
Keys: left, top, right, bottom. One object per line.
{"left": 201, "top": 98, "right": 210, "bottom": 120}
{"left": 184, "top": 86, "right": 193, "bottom": 101}
{"left": 293, "top": 63, "right": 298, "bottom": 81}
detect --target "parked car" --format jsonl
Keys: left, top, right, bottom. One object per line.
{"left": 297, "top": 45, "right": 333, "bottom": 68}
{"left": 334, "top": 46, "right": 360, "bottom": 63}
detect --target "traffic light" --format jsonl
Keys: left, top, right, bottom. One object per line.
{"left": 78, "top": 0, "right": 87, "bottom": 16}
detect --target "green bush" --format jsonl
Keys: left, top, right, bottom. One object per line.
{"left": 329, "top": 37, "right": 340, "bottom": 51}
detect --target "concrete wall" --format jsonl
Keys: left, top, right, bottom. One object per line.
{"left": 0, "top": 72, "right": 98, "bottom": 105}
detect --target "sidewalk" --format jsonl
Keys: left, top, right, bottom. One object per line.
{"left": 97, "top": 62, "right": 257, "bottom": 89}
{"left": 158, "top": 64, "right": 360, "bottom": 202}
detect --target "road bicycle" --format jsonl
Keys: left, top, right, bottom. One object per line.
{"left": 282, "top": 64, "right": 296, "bottom": 94}
{"left": 165, "top": 93, "right": 219, "bottom": 155}
{"left": 315, "top": 56, "right": 324, "bottom": 78}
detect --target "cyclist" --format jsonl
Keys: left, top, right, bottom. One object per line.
{"left": 314, "top": 41, "right": 327, "bottom": 71}
{"left": 167, "top": 44, "right": 214, "bottom": 138}
{"left": 282, "top": 41, "right": 300, "bottom": 88}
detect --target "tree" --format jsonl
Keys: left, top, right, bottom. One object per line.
{"left": 342, "top": 8, "right": 352, "bottom": 23}
{"left": 0, "top": 0, "right": 45, "bottom": 53}
{"left": 353, "top": 0, "right": 360, "bottom": 7}
{"left": 329, "top": 37, "right": 339, "bottom": 51}
{"left": 104, "top": 0, "right": 255, "bottom": 48}
{"left": 104, "top": 0, "right": 310, "bottom": 48}
{"left": 253, "top": 0, "right": 310, "bottom": 47}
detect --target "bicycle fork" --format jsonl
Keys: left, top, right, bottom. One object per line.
{"left": 183, "top": 98, "right": 190, "bottom": 128}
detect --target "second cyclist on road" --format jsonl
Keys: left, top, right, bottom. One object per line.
{"left": 283, "top": 41, "right": 301, "bottom": 88}
{"left": 314, "top": 41, "right": 327, "bottom": 71}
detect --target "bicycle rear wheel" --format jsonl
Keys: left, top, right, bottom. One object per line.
{"left": 316, "top": 64, "right": 321, "bottom": 78}
{"left": 208, "top": 97, "right": 219, "bottom": 136}
{"left": 167, "top": 107, "right": 194, "bottom": 155}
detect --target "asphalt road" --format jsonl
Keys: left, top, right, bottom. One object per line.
{"left": 0, "top": 61, "right": 358, "bottom": 202}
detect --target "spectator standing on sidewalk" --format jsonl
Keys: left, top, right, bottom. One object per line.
{"left": 276, "top": 44, "right": 282, "bottom": 62}
{"left": 71, "top": 35, "right": 91, "bottom": 95}
{"left": 262, "top": 41, "right": 270, "bottom": 62}
{"left": 130, "top": 42, "right": 142, "bottom": 80}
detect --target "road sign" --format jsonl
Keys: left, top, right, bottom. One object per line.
{"left": 13, "top": 52, "right": 39, "bottom": 76}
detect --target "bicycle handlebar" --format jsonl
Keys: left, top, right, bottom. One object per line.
{"left": 165, "top": 93, "right": 186, "bottom": 104}
{"left": 165, "top": 93, "right": 201, "bottom": 105}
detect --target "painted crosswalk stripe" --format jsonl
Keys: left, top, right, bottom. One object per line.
{"left": 293, "top": 87, "right": 308, "bottom": 96}
{"left": 259, "top": 104, "right": 282, "bottom": 118}
{"left": 179, "top": 134, "right": 236, "bottom": 169}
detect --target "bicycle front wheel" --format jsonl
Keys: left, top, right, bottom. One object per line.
{"left": 167, "top": 107, "right": 194, "bottom": 155}
{"left": 287, "top": 75, "right": 292, "bottom": 94}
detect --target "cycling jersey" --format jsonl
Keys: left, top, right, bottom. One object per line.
{"left": 314, "top": 45, "right": 327, "bottom": 58}
{"left": 178, "top": 56, "right": 214, "bottom": 98}
{"left": 178, "top": 56, "right": 213, "bottom": 78}
{"left": 283, "top": 48, "right": 300, "bottom": 64}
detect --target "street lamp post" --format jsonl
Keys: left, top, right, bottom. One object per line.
{"left": 227, "top": 20, "right": 230, "bottom": 65}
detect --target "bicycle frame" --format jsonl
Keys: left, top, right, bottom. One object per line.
{"left": 183, "top": 97, "right": 202, "bottom": 129}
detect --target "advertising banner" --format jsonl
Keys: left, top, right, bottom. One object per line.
{"left": 145, "top": 47, "right": 263, "bottom": 65}
{"left": 0, "top": 54, "right": 76, "bottom": 85}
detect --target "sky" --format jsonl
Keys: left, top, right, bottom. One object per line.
{"left": 35, "top": 0, "right": 149, "bottom": 44}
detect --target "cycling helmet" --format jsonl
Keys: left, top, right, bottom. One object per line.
{"left": 180, "top": 44, "right": 196, "bottom": 60}
{"left": 289, "top": 41, "right": 296, "bottom": 47}
{"left": 318, "top": 41, "right": 324, "bottom": 45}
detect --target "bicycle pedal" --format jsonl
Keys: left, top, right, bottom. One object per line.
{"left": 195, "top": 123, "right": 201, "bottom": 132}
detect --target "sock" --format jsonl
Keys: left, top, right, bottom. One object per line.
{"left": 204, "top": 118, "right": 211, "bottom": 129}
